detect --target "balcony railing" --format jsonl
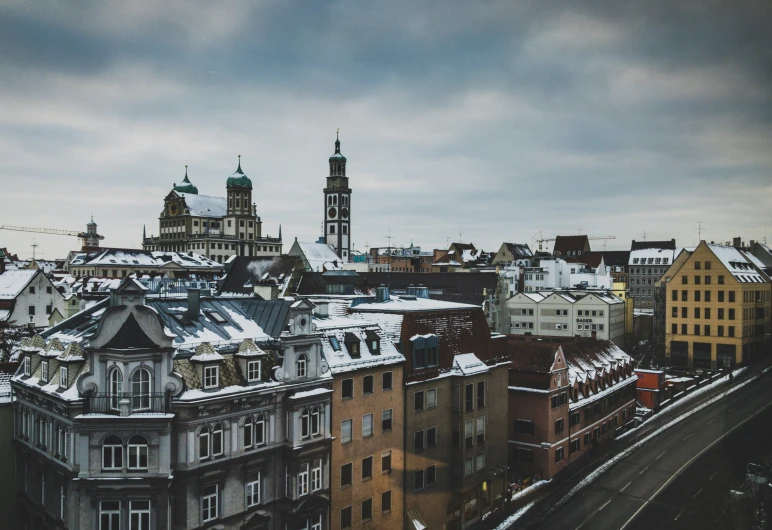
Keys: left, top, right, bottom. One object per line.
{"left": 83, "top": 392, "right": 171, "bottom": 415}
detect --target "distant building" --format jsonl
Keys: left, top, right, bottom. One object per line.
{"left": 13, "top": 280, "right": 333, "bottom": 530}
{"left": 64, "top": 248, "right": 223, "bottom": 279}
{"left": 217, "top": 255, "right": 300, "bottom": 298}
{"left": 507, "top": 336, "right": 636, "bottom": 479}
{"left": 631, "top": 239, "right": 675, "bottom": 251}
{"left": 491, "top": 243, "right": 533, "bottom": 267}
{"left": 430, "top": 243, "right": 493, "bottom": 272}
{"left": 0, "top": 269, "right": 66, "bottom": 328}
{"left": 142, "top": 161, "right": 282, "bottom": 261}
{"left": 324, "top": 133, "right": 352, "bottom": 261}
{"left": 664, "top": 242, "right": 772, "bottom": 369}
{"left": 289, "top": 240, "right": 344, "bottom": 273}
{"left": 628, "top": 248, "right": 677, "bottom": 309}
{"left": 552, "top": 235, "right": 591, "bottom": 257}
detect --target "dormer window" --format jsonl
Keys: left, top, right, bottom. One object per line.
{"left": 330, "top": 336, "right": 341, "bottom": 351}
{"left": 59, "top": 366, "right": 68, "bottom": 388}
{"left": 297, "top": 354, "right": 308, "bottom": 378}
{"left": 22, "top": 356, "right": 30, "bottom": 377}
{"left": 247, "top": 360, "right": 261, "bottom": 382}
{"left": 365, "top": 330, "right": 380, "bottom": 355}
{"left": 344, "top": 333, "right": 360, "bottom": 358}
{"left": 204, "top": 366, "right": 219, "bottom": 389}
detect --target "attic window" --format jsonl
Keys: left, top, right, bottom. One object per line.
{"left": 365, "top": 330, "right": 380, "bottom": 355}
{"left": 207, "top": 312, "right": 227, "bottom": 324}
{"left": 203, "top": 366, "right": 219, "bottom": 389}
{"left": 633, "top": 258, "right": 639, "bottom": 264}
{"left": 344, "top": 332, "right": 360, "bottom": 358}
{"left": 329, "top": 336, "right": 341, "bottom": 351}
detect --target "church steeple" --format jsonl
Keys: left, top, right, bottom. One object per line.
{"left": 323, "top": 130, "right": 351, "bottom": 261}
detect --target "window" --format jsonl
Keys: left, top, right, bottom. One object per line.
{"left": 705, "top": 290, "right": 711, "bottom": 302}
{"left": 414, "top": 469, "right": 425, "bottom": 490}
{"left": 682, "top": 275, "right": 688, "bottom": 284}
{"left": 465, "top": 384, "right": 474, "bottom": 412}
{"left": 382, "top": 450, "right": 391, "bottom": 473}
{"left": 211, "top": 424, "right": 223, "bottom": 456}
{"left": 60, "top": 366, "right": 68, "bottom": 388}
{"left": 382, "top": 490, "right": 392, "bottom": 512}
{"left": 695, "top": 290, "right": 701, "bottom": 302}
{"left": 718, "top": 275, "right": 725, "bottom": 284}
{"left": 682, "top": 324, "right": 687, "bottom": 335}
{"left": 695, "top": 275, "right": 701, "bottom": 285}
{"left": 341, "top": 506, "right": 352, "bottom": 529}
{"left": 729, "top": 291, "right": 735, "bottom": 303}
{"left": 46, "top": 304, "right": 52, "bottom": 314}
{"left": 672, "top": 290, "right": 678, "bottom": 301}
{"left": 23, "top": 356, "right": 30, "bottom": 377}
{"left": 341, "top": 419, "right": 352, "bottom": 443}
{"left": 705, "top": 275, "right": 711, "bottom": 285}
{"left": 128, "top": 435, "right": 148, "bottom": 470}
{"left": 570, "top": 439, "right": 581, "bottom": 455}
{"left": 102, "top": 435, "right": 123, "bottom": 470}
{"left": 695, "top": 307, "right": 701, "bottom": 319}
{"left": 130, "top": 500, "right": 150, "bottom": 530}
{"left": 247, "top": 476, "right": 261, "bottom": 506}
{"left": 555, "top": 418, "right": 564, "bottom": 435}
{"left": 362, "top": 456, "right": 373, "bottom": 480}
{"left": 30, "top": 286, "right": 35, "bottom": 294}
{"left": 382, "top": 372, "right": 393, "bottom": 390}
{"left": 682, "top": 290, "right": 688, "bottom": 301}
{"left": 414, "top": 391, "right": 425, "bottom": 411}
{"left": 202, "top": 484, "right": 218, "bottom": 522}
{"left": 203, "top": 365, "right": 219, "bottom": 389}
{"left": 131, "top": 368, "right": 151, "bottom": 410}
{"left": 311, "top": 407, "right": 320, "bottom": 435}
{"left": 464, "top": 457, "right": 474, "bottom": 477}
{"left": 100, "top": 500, "right": 121, "bottom": 530}
{"left": 342, "top": 378, "right": 353, "bottom": 399}
{"left": 719, "top": 291, "right": 725, "bottom": 302}
{"left": 414, "top": 430, "right": 425, "bottom": 451}
{"left": 41, "top": 360, "right": 49, "bottom": 383}
{"left": 108, "top": 368, "right": 122, "bottom": 409}
{"left": 341, "top": 463, "right": 353, "bottom": 487}
{"left": 682, "top": 307, "right": 688, "bottom": 318}
{"left": 555, "top": 447, "right": 564, "bottom": 463}
{"left": 312, "top": 459, "right": 322, "bottom": 491}
{"left": 516, "top": 419, "right": 535, "bottom": 436}
{"left": 465, "top": 420, "right": 474, "bottom": 449}
{"left": 296, "top": 354, "right": 307, "bottom": 377}
{"left": 301, "top": 409, "right": 310, "bottom": 438}
{"left": 672, "top": 324, "right": 678, "bottom": 334}
{"left": 298, "top": 463, "right": 309, "bottom": 496}
{"left": 729, "top": 308, "right": 735, "bottom": 320}
{"left": 363, "top": 375, "right": 374, "bottom": 395}
{"left": 362, "top": 414, "right": 373, "bottom": 437}
{"left": 718, "top": 326, "right": 724, "bottom": 337}
{"left": 695, "top": 261, "right": 701, "bottom": 270}
{"left": 472, "top": 417, "right": 483, "bottom": 446}
{"left": 247, "top": 360, "right": 261, "bottom": 382}
{"left": 694, "top": 325, "right": 700, "bottom": 335}
{"left": 382, "top": 409, "right": 392, "bottom": 431}
{"left": 705, "top": 308, "right": 711, "bottom": 319}
{"left": 255, "top": 414, "right": 266, "bottom": 446}
{"left": 729, "top": 326, "right": 735, "bottom": 337}
{"left": 244, "top": 418, "right": 254, "bottom": 448}
{"left": 60, "top": 486, "right": 66, "bottom": 520}
{"left": 362, "top": 498, "right": 373, "bottom": 521}
{"left": 476, "top": 452, "right": 485, "bottom": 471}
{"left": 477, "top": 381, "right": 485, "bottom": 408}
{"left": 427, "top": 388, "right": 437, "bottom": 408}
{"left": 426, "top": 464, "right": 437, "bottom": 485}
{"left": 705, "top": 325, "right": 711, "bottom": 336}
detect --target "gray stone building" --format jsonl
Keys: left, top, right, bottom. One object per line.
{"left": 627, "top": 248, "right": 677, "bottom": 309}
{"left": 12, "top": 278, "right": 332, "bottom": 530}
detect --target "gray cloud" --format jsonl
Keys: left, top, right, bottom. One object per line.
{"left": 0, "top": 0, "right": 771, "bottom": 259}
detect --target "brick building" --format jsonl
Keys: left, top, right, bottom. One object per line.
{"left": 507, "top": 336, "right": 636, "bottom": 479}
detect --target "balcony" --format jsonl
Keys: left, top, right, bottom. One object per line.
{"left": 83, "top": 392, "right": 171, "bottom": 415}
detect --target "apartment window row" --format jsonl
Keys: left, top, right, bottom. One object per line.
{"left": 672, "top": 290, "right": 735, "bottom": 302}
{"left": 513, "top": 322, "right": 535, "bottom": 329}
{"left": 17, "top": 408, "right": 71, "bottom": 462}
{"left": 99, "top": 500, "right": 151, "bottom": 530}
{"left": 576, "top": 310, "right": 604, "bottom": 317}
{"left": 102, "top": 434, "right": 149, "bottom": 471}
{"left": 340, "top": 491, "right": 392, "bottom": 529}
{"left": 413, "top": 425, "right": 438, "bottom": 451}
{"left": 341, "top": 408, "right": 392, "bottom": 443}
{"left": 576, "top": 323, "right": 604, "bottom": 331}
{"left": 414, "top": 464, "right": 438, "bottom": 490}
{"left": 459, "top": 416, "right": 486, "bottom": 449}
{"left": 671, "top": 324, "right": 735, "bottom": 337}
{"left": 340, "top": 451, "right": 392, "bottom": 489}
{"left": 414, "top": 388, "right": 438, "bottom": 411}
{"left": 341, "top": 371, "right": 393, "bottom": 399}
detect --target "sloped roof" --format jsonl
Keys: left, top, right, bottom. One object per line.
{"left": 631, "top": 239, "right": 676, "bottom": 250}
{"left": 709, "top": 244, "right": 770, "bottom": 283}
{"left": 291, "top": 242, "right": 342, "bottom": 272}
{"left": 553, "top": 235, "right": 590, "bottom": 255}
{"left": 179, "top": 193, "right": 227, "bottom": 218}
{"left": 0, "top": 270, "right": 38, "bottom": 300}
{"left": 503, "top": 243, "right": 533, "bottom": 258}
{"left": 565, "top": 251, "right": 630, "bottom": 269}
{"left": 218, "top": 256, "right": 299, "bottom": 295}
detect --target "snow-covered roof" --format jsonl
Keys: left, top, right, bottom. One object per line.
{"left": 0, "top": 270, "right": 38, "bottom": 300}
{"left": 709, "top": 244, "right": 770, "bottom": 283}
{"left": 294, "top": 242, "right": 342, "bottom": 272}
{"left": 451, "top": 353, "right": 489, "bottom": 376}
{"left": 316, "top": 316, "right": 404, "bottom": 373}
{"left": 350, "top": 295, "right": 476, "bottom": 313}
{"left": 69, "top": 249, "right": 221, "bottom": 270}
{"left": 179, "top": 193, "right": 227, "bottom": 218}
{"left": 629, "top": 248, "right": 675, "bottom": 266}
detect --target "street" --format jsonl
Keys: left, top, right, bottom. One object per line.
{"left": 522, "top": 370, "right": 772, "bottom": 530}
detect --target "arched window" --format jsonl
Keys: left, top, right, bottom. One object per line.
{"left": 131, "top": 368, "right": 151, "bottom": 411}
{"left": 328, "top": 196, "right": 332, "bottom": 206}
{"left": 333, "top": 196, "right": 338, "bottom": 205}
{"left": 297, "top": 354, "right": 307, "bottom": 378}
{"left": 311, "top": 406, "right": 320, "bottom": 436}
{"left": 301, "top": 409, "right": 310, "bottom": 439}
{"left": 255, "top": 414, "right": 266, "bottom": 446}
{"left": 199, "top": 427, "right": 210, "bottom": 460}
{"left": 128, "top": 435, "right": 148, "bottom": 470}
{"left": 108, "top": 368, "right": 122, "bottom": 411}
{"left": 102, "top": 435, "right": 123, "bottom": 470}
{"left": 212, "top": 424, "right": 224, "bottom": 456}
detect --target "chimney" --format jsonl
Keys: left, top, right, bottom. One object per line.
{"left": 184, "top": 288, "right": 201, "bottom": 320}
{"left": 315, "top": 301, "right": 330, "bottom": 319}
{"left": 376, "top": 285, "right": 390, "bottom": 303}
{"left": 733, "top": 237, "right": 742, "bottom": 249}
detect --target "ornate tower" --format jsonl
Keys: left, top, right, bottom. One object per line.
{"left": 323, "top": 131, "right": 351, "bottom": 261}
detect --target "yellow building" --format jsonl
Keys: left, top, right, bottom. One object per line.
{"left": 664, "top": 242, "right": 771, "bottom": 369}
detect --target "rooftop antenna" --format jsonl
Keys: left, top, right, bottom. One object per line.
{"left": 698, "top": 221, "right": 704, "bottom": 241}
{"left": 642, "top": 230, "right": 647, "bottom": 242}
{"left": 385, "top": 223, "right": 395, "bottom": 289}
{"left": 31, "top": 238, "right": 38, "bottom": 260}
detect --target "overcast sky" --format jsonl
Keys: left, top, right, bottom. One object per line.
{"left": 1, "top": 0, "right": 771, "bottom": 260}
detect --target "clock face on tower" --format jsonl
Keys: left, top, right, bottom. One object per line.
{"left": 328, "top": 207, "right": 337, "bottom": 219}
{"left": 341, "top": 207, "right": 349, "bottom": 219}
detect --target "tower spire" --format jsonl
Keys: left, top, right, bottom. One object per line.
{"left": 237, "top": 154, "right": 243, "bottom": 174}
{"left": 335, "top": 129, "right": 341, "bottom": 153}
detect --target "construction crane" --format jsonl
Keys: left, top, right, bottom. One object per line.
{"left": 0, "top": 222, "right": 104, "bottom": 251}
{"left": 532, "top": 231, "right": 556, "bottom": 252}
{"left": 587, "top": 235, "right": 616, "bottom": 250}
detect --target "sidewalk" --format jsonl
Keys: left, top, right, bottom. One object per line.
{"left": 475, "top": 359, "right": 772, "bottom": 530}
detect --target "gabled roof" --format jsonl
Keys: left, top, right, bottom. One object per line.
{"left": 289, "top": 241, "right": 342, "bottom": 272}
{"left": 503, "top": 243, "right": 533, "bottom": 258}
{"left": 708, "top": 244, "right": 770, "bottom": 283}
{"left": 0, "top": 269, "right": 39, "bottom": 300}
{"left": 178, "top": 193, "right": 227, "bottom": 218}
{"left": 218, "top": 256, "right": 299, "bottom": 295}
{"left": 553, "top": 235, "right": 590, "bottom": 256}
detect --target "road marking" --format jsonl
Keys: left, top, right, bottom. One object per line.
{"left": 710, "top": 471, "right": 718, "bottom": 481}
{"left": 674, "top": 509, "right": 684, "bottom": 521}
{"left": 621, "top": 481, "right": 632, "bottom": 492}
{"left": 618, "top": 398, "right": 772, "bottom": 530}
{"left": 693, "top": 488, "right": 703, "bottom": 498}
{"left": 598, "top": 499, "right": 612, "bottom": 512}
{"left": 656, "top": 451, "right": 667, "bottom": 460}
{"left": 706, "top": 418, "right": 717, "bottom": 425}
{"left": 639, "top": 466, "right": 648, "bottom": 475}
{"left": 682, "top": 433, "right": 693, "bottom": 441}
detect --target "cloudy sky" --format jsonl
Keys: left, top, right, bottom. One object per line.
{"left": 1, "top": 0, "right": 771, "bottom": 260}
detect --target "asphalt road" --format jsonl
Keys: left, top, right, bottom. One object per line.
{"left": 525, "top": 370, "right": 772, "bottom": 530}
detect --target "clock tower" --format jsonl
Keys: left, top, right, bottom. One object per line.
{"left": 324, "top": 131, "right": 351, "bottom": 261}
